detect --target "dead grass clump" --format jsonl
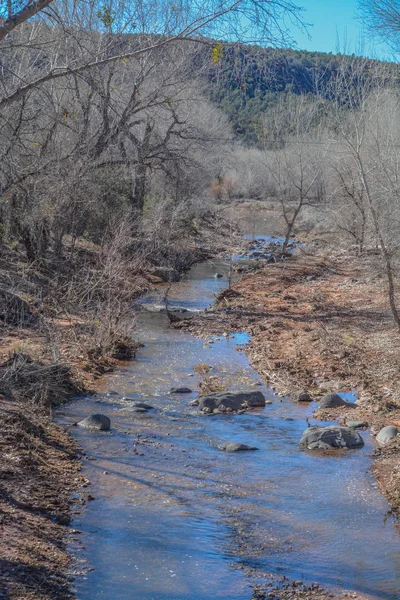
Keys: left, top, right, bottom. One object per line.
{"left": 0, "top": 352, "right": 82, "bottom": 407}
{"left": 193, "top": 362, "right": 212, "bottom": 374}
{"left": 0, "top": 288, "right": 37, "bottom": 326}
{"left": 198, "top": 375, "right": 227, "bottom": 397}
{"left": 217, "top": 288, "right": 242, "bottom": 304}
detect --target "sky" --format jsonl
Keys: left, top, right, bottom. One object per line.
{"left": 289, "top": 0, "right": 392, "bottom": 60}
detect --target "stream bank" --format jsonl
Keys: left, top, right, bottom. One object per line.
{"left": 57, "top": 252, "right": 400, "bottom": 600}
{"left": 0, "top": 219, "right": 239, "bottom": 600}
{"left": 181, "top": 249, "right": 400, "bottom": 515}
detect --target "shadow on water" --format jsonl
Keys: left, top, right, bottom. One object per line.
{"left": 58, "top": 255, "right": 400, "bottom": 600}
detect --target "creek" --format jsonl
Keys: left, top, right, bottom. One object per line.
{"left": 58, "top": 244, "right": 400, "bottom": 600}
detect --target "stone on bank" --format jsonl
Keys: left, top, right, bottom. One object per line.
{"left": 78, "top": 414, "right": 111, "bottom": 431}
{"left": 300, "top": 426, "right": 364, "bottom": 450}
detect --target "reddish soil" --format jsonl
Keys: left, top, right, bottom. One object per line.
{"left": 0, "top": 401, "right": 85, "bottom": 600}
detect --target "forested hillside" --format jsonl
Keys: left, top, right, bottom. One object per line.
{"left": 203, "top": 44, "right": 391, "bottom": 144}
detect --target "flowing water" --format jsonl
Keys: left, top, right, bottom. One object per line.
{"left": 58, "top": 251, "right": 400, "bottom": 600}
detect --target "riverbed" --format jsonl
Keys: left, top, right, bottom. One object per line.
{"left": 58, "top": 254, "right": 400, "bottom": 600}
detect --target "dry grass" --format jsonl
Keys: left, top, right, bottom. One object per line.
{"left": 1, "top": 352, "right": 82, "bottom": 407}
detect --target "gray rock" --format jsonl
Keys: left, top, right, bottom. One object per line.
{"left": 318, "top": 392, "right": 354, "bottom": 409}
{"left": 78, "top": 414, "right": 110, "bottom": 431}
{"left": 131, "top": 402, "right": 154, "bottom": 410}
{"left": 170, "top": 387, "right": 193, "bottom": 394}
{"left": 220, "top": 442, "right": 258, "bottom": 452}
{"left": 300, "top": 426, "right": 364, "bottom": 450}
{"left": 198, "top": 390, "right": 265, "bottom": 413}
{"left": 214, "top": 273, "right": 223, "bottom": 278}
{"left": 319, "top": 380, "right": 347, "bottom": 392}
{"left": 376, "top": 425, "right": 398, "bottom": 444}
{"left": 292, "top": 389, "right": 313, "bottom": 402}
{"left": 346, "top": 420, "right": 368, "bottom": 429}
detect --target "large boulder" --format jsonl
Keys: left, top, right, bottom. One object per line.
{"left": 220, "top": 442, "right": 258, "bottom": 452}
{"left": 198, "top": 390, "right": 265, "bottom": 413}
{"left": 376, "top": 426, "right": 398, "bottom": 445}
{"left": 300, "top": 426, "right": 364, "bottom": 450}
{"left": 78, "top": 414, "right": 110, "bottom": 431}
{"left": 318, "top": 392, "right": 354, "bottom": 409}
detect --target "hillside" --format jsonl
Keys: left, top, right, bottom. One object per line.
{"left": 203, "top": 44, "right": 391, "bottom": 145}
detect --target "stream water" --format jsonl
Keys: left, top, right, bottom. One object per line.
{"left": 58, "top": 250, "right": 400, "bottom": 600}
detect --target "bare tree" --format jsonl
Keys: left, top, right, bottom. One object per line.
{"left": 328, "top": 57, "right": 400, "bottom": 330}
{"left": 359, "top": 0, "right": 400, "bottom": 53}
{"left": 262, "top": 95, "right": 327, "bottom": 253}
{"left": 0, "top": 0, "right": 305, "bottom": 111}
{"left": 329, "top": 159, "right": 367, "bottom": 254}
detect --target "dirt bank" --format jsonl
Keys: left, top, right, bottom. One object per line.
{"left": 0, "top": 377, "right": 83, "bottom": 599}
{"left": 178, "top": 249, "right": 400, "bottom": 513}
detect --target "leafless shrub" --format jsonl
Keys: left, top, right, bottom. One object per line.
{"left": 1, "top": 352, "right": 82, "bottom": 407}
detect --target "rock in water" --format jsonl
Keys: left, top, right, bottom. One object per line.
{"left": 78, "top": 414, "right": 111, "bottom": 431}
{"left": 170, "top": 387, "right": 193, "bottom": 394}
{"left": 300, "top": 426, "right": 364, "bottom": 450}
{"left": 376, "top": 425, "right": 398, "bottom": 444}
{"left": 318, "top": 393, "right": 354, "bottom": 409}
{"left": 214, "top": 273, "right": 223, "bottom": 278}
{"left": 131, "top": 402, "right": 154, "bottom": 409}
{"left": 220, "top": 442, "right": 258, "bottom": 452}
{"left": 198, "top": 390, "right": 266, "bottom": 413}
{"left": 292, "top": 389, "right": 313, "bottom": 402}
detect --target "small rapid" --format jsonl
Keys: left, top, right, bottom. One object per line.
{"left": 58, "top": 244, "right": 400, "bottom": 600}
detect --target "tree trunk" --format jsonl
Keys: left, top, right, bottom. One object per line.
{"left": 357, "top": 156, "right": 400, "bottom": 331}
{"left": 282, "top": 203, "right": 302, "bottom": 254}
{"left": 133, "top": 163, "right": 147, "bottom": 213}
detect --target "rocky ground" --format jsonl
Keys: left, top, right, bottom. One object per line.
{"left": 176, "top": 246, "right": 400, "bottom": 513}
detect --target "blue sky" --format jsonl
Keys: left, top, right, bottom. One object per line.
{"left": 290, "top": 0, "right": 391, "bottom": 59}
